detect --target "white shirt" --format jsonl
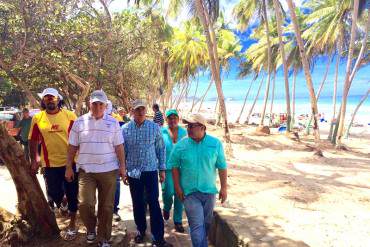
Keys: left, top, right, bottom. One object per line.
{"left": 69, "top": 112, "right": 124, "bottom": 173}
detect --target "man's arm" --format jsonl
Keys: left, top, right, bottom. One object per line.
{"left": 172, "top": 167, "right": 184, "bottom": 201}
{"left": 66, "top": 145, "right": 78, "bottom": 168}
{"left": 29, "top": 140, "right": 38, "bottom": 163}
{"left": 65, "top": 144, "right": 78, "bottom": 182}
{"left": 218, "top": 169, "right": 227, "bottom": 203}
{"left": 115, "top": 144, "right": 126, "bottom": 176}
{"left": 155, "top": 127, "right": 166, "bottom": 170}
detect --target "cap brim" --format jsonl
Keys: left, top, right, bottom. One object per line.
{"left": 133, "top": 104, "right": 146, "bottom": 110}
{"left": 91, "top": 97, "right": 107, "bottom": 104}
{"left": 183, "top": 118, "right": 197, "bottom": 124}
{"left": 41, "top": 93, "right": 59, "bottom": 98}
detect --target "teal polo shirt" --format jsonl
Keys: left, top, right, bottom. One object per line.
{"left": 161, "top": 126, "right": 187, "bottom": 167}
{"left": 168, "top": 134, "right": 227, "bottom": 196}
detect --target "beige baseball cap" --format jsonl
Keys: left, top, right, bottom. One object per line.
{"left": 132, "top": 99, "right": 146, "bottom": 110}
{"left": 183, "top": 113, "right": 207, "bottom": 126}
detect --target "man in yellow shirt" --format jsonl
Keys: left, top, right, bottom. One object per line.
{"left": 28, "top": 88, "right": 78, "bottom": 240}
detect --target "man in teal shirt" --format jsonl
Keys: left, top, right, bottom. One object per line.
{"left": 161, "top": 109, "right": 187, "bottom": 233}
{"left": 169, "top": 113, "right": 227, "bottom": 247}
{"left": 15, "top": 108, "right": 32, "bottom": 162}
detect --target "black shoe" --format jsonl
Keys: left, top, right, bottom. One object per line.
{"left": 134, "top": 232, "right": 145, "bottom": 244}
{"left": 162, "top": 210, "right": 170, "bottom": 221}
{"left": 152, "top": 239, "right": 173, "bottom": 247}
{"left": 174, "top": 223, "right": 185, "bottom": 233}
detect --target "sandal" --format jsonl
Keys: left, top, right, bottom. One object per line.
{"left": 61, "top": 228, "right": 78, "bottom": 241}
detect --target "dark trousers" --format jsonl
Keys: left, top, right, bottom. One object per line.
{"left": 20, "top": 140, "right": 30, "bottom": 163}
{"left": 114, "top": 176, "right": 120, "bottom": 213}
{"left": 44, "top": 165, "right": 79, "bottom": 212}
{"left": 128, "top": 171, "right": 164, "bottom": 241}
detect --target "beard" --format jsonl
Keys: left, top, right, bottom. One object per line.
{"left": 46, "top": 103, "right": 57, "bottom": 111}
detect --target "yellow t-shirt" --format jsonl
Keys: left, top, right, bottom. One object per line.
{"left": 28, "top": 109, "right": 77, "bottom": 167}
{"left": 112, "top": 113, "right": 123, "bottom": 122}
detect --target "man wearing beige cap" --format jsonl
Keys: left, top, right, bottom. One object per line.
{"left": 169, "top": 113, "right": 228, "bottom": 247}
{"left": 66, "top": 90, "right": 126, "bottom": 247}
{"left": 122, "top": 99, "right": 172, "bottom": 247}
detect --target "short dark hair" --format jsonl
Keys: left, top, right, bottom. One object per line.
{"left": 22, "top": 108, "right": 29, "bottom": 113}
{"left": 152, "top": 103, "right": 159, "bottom": 111}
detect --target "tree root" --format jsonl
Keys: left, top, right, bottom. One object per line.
{"left": 0, "top": 210, "right": 34, "bottom": 247}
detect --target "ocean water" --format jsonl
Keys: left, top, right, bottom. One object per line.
{"left": 175, "top": 57, "right": 370, "bottom": 124}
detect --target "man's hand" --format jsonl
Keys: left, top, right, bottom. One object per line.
{"left": 65, "top": 166, "right": 74, "bottom": 182}
{"left": 159, "top": 170, "right": 166, "bottom": 183}
{"left": 219, "top": 187, "right": 227, "bottom": 203}
{"left": 175, "top": 186, "right": 185, "bottom": 201}
{"left": 119, "top": 166, "right": 128, "bottom": 185}
{"left": 30, "top": 160, "right": 40, "bottom": 175}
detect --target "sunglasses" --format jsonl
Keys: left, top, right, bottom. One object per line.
{"left": 43, "top": 95, "right": 57, "bottom": 101}
{"left": 186, "top": 123, "right": 203, "bottom": 129}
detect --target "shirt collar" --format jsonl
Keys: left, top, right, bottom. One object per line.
{"left": 88, "top": 112, "right": 107, "bottom": 121}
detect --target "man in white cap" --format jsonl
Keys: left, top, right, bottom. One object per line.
{"left": 28, "top": 88, "right": 79, "bottom": 240}
{"left": 65, "top": 90, "right": 126, "bottom": 247}
{"left": 168, "top": 113, "right": 228, "bottom": 247}
{"left": 122, "top": 99, "right": 172, "bottom": 247}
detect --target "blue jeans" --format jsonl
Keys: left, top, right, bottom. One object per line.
{"left": 114, "top": 176, "right": 120, "bottom": 213}
{"left": 183, "top": 192, "right": 215, "bottom": 247}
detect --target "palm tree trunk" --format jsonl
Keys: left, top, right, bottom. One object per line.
{"left": 287, "top": 0, "right": 320, "bottom": 142}
{"left": 195, "top": 0, "right": 231, "bottom": 142}
{"left": 245, "top": 75, "right": 264, "bottom": 124}
{"left": 273, "top": 0, "right": 291, "bottom": 131}
{"left": 190, "top": 77, "right": 200, "bottom": 112}
{"left": 269, "top": 72, "right": 276, "bottom": 126}
{"left": 328, "top": 41, "right": 342, "bottom": 140}
{"left": 316, "top": 55, "right": 332, "bottom": 100}
{"left": 292, "top": 67, "right": 297, "bottom": 126}
{"left": 175, "top": 82, "right": 188, "bottom": 110}
{"left": 197, "top": 79, "right": 213, "bottom": 112}
{"left": 345, "top": 89, "right": 369, "bottom": 138}
{"left": 236, "top": 79, "right": 254, "bottom": 123}
{"left": 335, "top": 0, "right": 360, "bottom": 146}
{"left": 305, "top": 55, "right": 332, "bottom": 134}
{"left": 259, "top": 0, "right": 272, "bottom": 128}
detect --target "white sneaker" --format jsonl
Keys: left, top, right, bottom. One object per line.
{"left": 98, "top": 240, "right": 111, "bottom": 247}
{"left": 86, "top": 231, "right": 96, "bottom": 244}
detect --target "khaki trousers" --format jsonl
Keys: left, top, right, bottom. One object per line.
{"left": 79, "top": 169, "right": 118, "bottom": 241}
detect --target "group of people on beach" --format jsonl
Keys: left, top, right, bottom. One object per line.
{"left": 16, "top": 87, "right": 228, "bottom": 247}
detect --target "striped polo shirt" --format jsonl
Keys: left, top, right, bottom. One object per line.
{"left": 69, "top": 112, "right": 124, "bottom": 173}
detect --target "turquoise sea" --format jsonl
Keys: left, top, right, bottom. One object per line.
{"left": 178, "top": 57, "right": 370, "bottom": 123}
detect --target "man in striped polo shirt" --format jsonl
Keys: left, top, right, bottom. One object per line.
{"left": 152, "top": 103, "right": 164, "bottom": 126}
{"left": 28, "top": 88, "right": 78, "bottom": 240}
{"left": 65, "top": 90, "right": 126, "bottom": 247}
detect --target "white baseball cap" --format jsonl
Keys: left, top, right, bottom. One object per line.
{"left": 41, "top": 88, "right": 59, "bottom": 98}
{"left": 183, "top": 113, "right": 207, "bottom": 126}
{"left": 90, "top": 90, "right": 108, "bottom": 104}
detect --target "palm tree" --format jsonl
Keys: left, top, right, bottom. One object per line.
{"left": 169, "top": 0, "right": 231, "bottom": 141}
{"left": 168, "top": 21, "right": 208, "bottom": 109}
{"left": 234, "top": 0, "right": 274, "bottom": 129}
{"left": 335, "top": 0, "right": 361, "bottom": 146}
{"left": 286, "top": 0, "right": 320, "bottom": 142}
{"left": 245, "top": 74, "right": 265, "bottom": 124}
{"left": 345, "top": 88, "right": 369, "bottom": 138}
{"left": 272, "top": 0, "right": 292, "bottom": 131}
{"left": 302, "top": 0, "right": 349, "bottom": 139}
